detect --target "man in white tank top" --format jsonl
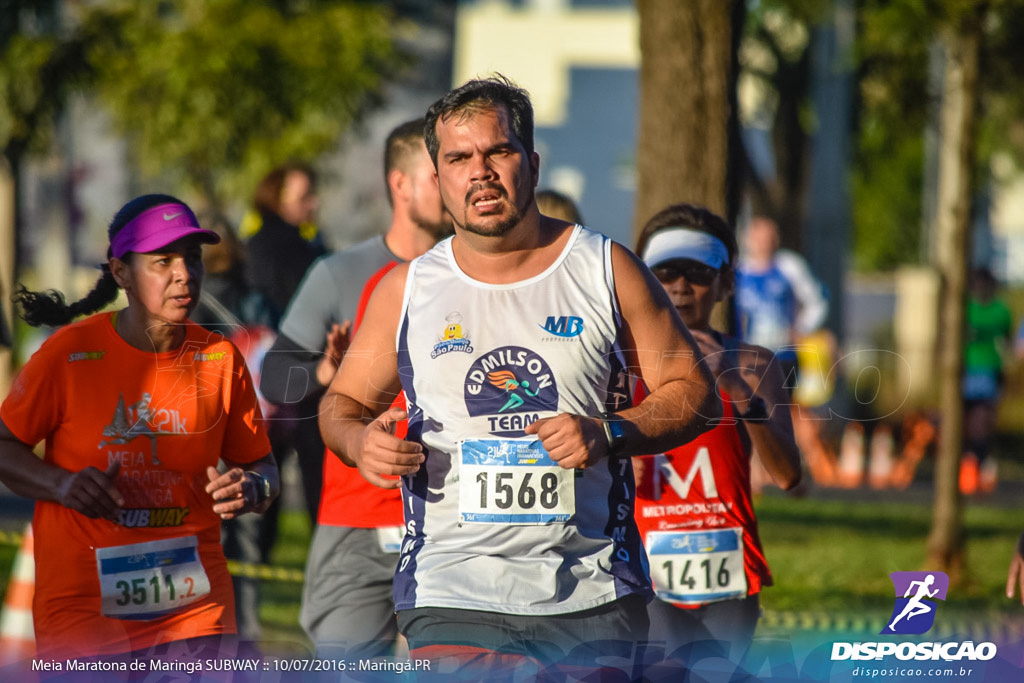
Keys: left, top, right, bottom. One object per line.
{"left": 319, "top": 75, "right": 721, "bottom": 677}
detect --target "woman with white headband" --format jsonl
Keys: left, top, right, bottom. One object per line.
{"left": 0, "top": 194, "right": 279, "bottom": 666}
{"left": 632, "top": 203, "right": 801, "bottom": 664}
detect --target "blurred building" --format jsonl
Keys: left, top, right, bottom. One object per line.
{"left": 989, "top": 155, "right": 1024, "bottom": 285}
{"left": 453, "top": 0, "right": 639, "bottom": 245}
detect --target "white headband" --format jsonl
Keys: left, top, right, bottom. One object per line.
{"left": 642, "top": 228, "right": 730, "bottom": 269}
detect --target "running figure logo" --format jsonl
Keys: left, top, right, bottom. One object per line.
{"left": 487, "top": 370, "right": 540, "bottom": 412}
{"left": 464, "top": 345, "right": 559, "bottom": 437}
{"left": 882, "top": 571, "right": 949, "bottom": 635}
{"left": 98, "top": 392, "right": 179, "bottom": 465}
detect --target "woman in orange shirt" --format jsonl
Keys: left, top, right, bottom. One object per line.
{"left": 0, "top": 194, "right": 278, "bottom": 666}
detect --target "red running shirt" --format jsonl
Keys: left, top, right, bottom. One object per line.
{"left": 633, "top": 388, "right": 772, "bottom": 607}
{"left": 317, "top": 261, "right": 405, "bottom": 527}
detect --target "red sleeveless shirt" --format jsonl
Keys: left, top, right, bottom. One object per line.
{"left": 633, "top": 388, "right": 771, "bottom": 607}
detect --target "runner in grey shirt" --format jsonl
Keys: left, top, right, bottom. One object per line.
{"left": 262, "top": 234, "right": 399, "bottom": 405}
{"left": 259, "top": 118, "right": 450, "bottom": 658}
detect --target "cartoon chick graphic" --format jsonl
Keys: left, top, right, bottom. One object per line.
{"left": 442, "top": 312, "right": 465, "bottom": 341}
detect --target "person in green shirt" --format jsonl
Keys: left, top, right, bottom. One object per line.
{"left": 961, "top": 267, "right": 1013, "bottom": 494}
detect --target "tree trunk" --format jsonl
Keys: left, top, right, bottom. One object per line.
{"left": 0, "top": 156, "right": 17, "bottom": 396}
{"left": 925, "top": 12, "right": 982, "bottom": 578}
{"left": 633, "top": 0, "right": 743, "bottom": 239}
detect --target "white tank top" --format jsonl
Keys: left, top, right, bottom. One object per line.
{"left": 393, "top": 225, "right": 651, "bottom": 615}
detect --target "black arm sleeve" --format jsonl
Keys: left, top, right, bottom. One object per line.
{"left": 259, "top": 332, "right": 328, "bottom": 405}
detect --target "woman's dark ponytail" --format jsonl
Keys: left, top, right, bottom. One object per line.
{"left": 14, "top": 266, "right": 120, "bottom": 327}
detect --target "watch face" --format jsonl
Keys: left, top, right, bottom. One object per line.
{"left": 251, "top": 472, "right": 270, "bottom": 503}
{"left": 606, "top": 418, "right": 627, "bottom": 454}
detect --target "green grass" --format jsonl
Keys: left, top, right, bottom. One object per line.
{"left": 259, "top": 509, "right": 314, "bottom": 654}
{"left": 754, "top": 492, "right": 1024, "bottom": 635}
{"left": 1, "top": 496, "right": 1021, "bottom": 645}
{"left": 0, "top": 543, "right": 17, "bottom": 601}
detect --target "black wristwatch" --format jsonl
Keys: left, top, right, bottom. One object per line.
{"left": 736, "top": 395, "right": 770, "bottom": 422}
{"left": 249, "top": 472, "right": 272, "bottom": 505}
{"left": 602, "top": 415, "right": 628, "bottom": 456}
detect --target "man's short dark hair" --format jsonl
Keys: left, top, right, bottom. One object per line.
{"left": 424, "top": 74, "right": 534, "bottom": 167}
{"left": 384, "top": 118, "right": 427, "bottom": 205}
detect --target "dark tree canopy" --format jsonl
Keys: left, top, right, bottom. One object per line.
{"left": 80, "top": 0, "right": 406, "bottom": 209}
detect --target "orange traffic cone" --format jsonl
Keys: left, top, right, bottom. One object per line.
{"left": 891, "top": 413, "right": 935, "bottom": 489}
{"left": 0, "top": 524, "right": 35, "bottom": 665}
{"left": 837, "top": 423, "right": 865, "bottom": 488}
{"left": 980, "top": 457, "right": 998, "bottom": 494}
{"left": 959, "top": 452, "right": 979, "bottom": 495}
{"left": 868, "top": 425, "right": 895, "bottom": 489}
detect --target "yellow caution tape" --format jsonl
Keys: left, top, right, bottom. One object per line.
{"left": 760, "top": 609, "right": 1017, "bottom": 641}
{"left": 225, "top": 560, "right": 304, "bottom": 583}
{"left": 0, "top": 530, "right": 25, "bottom": 548}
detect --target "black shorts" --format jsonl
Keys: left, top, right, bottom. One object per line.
{"left": 647, "top": 593, "right": 761, "bottom": 661}
{"left": 397, "top": 594, "right": 649, "bottom": 669}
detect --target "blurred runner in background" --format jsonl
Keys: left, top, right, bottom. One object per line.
{"left": 961, "top": 267, "right": 1012, "bottom": 495}
{"left": 259, "top": 119, "right": 451, "bottom": 659}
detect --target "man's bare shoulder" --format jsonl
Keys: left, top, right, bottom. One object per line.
{"left": 608, "top": 240, "right": 657, "bottom": 296}
{"left": 607, "top": 238, "right": 643, "bottom": 269}
{"left": 368, "top": 262, "right": 411, "bottom": 305}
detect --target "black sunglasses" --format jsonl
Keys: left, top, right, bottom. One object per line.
{"left": 651, "top": 261, "right": 720, "bottom": 286}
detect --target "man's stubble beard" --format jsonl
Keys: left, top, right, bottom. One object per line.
{"left": 459, "top": 186, "right": 535, "bottom": 238}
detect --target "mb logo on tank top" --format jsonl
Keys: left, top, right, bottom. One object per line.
{"left": 539, "top": 315, "right": 584, "bottom": 339}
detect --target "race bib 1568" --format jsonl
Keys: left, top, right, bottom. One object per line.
{"left": 459, "top": 438, "right": 575, "bottom": 525}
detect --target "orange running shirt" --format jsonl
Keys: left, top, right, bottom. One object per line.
{"left": 0, "top": 312, "right": 271, "bottom": 657}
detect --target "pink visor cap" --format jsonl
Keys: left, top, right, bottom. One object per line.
{"left": 110, "top": 203, "right": 220, "bottom": 259}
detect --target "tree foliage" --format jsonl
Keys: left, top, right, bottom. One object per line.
{"left": 975, "top": 2, "right": 1024, "bottom": 174}
{"left": 746, "top": 0, "right": 1024, "bottom": 271}
{"left": 739, "top": 0, "right": 829, "bottom": 249}
{"left": 0, "top": 1, "right": 91, "bottom": 164}
{"left": 849, "top": 0, "right": 935, "bottom": 270}
{"left": 851, "top": 0, "right": 1024, "bottom": 271}
{"left": 80, "top": 0, "right": 406, "bottom": 209}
